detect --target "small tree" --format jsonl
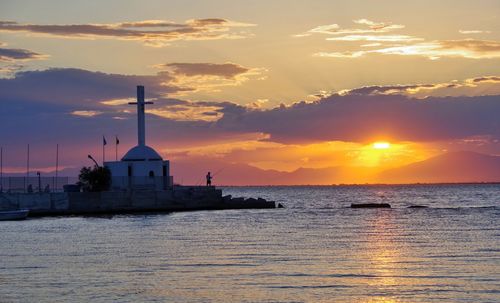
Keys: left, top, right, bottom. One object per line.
{"left": 78, "top": 166, "right": 111, "bottom": 192}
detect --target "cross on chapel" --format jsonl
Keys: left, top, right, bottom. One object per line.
{"left": 128, "top": 86, "right": 154, "bottom": 146}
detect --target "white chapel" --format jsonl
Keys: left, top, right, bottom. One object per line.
{"left": 104, "top": 86, "right": 172, "bottom": 190}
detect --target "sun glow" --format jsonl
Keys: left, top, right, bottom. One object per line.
{"left": 373, "top": 142, "right": 391, "bottom": 149}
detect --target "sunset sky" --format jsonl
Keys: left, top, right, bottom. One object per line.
{"left": 1, "top": 0, "right": 500, "bottom": 184}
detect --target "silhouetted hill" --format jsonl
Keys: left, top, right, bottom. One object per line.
{"left": 7, "top": 151, "right": 498, "bottom": 185}
{"left": 172, "top": 158, "right": 377, "bottom": 185}
{"left": 377, "top": 151, "right": 500, "bottom": 183}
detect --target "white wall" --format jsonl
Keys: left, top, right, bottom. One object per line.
{"left": 104, "top": 160, "right": 171, "bottom": 190}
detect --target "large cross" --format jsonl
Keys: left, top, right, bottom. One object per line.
{"left": 128, "top": 85, "right": 153, "bottom": 146}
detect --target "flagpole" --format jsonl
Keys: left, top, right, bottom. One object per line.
{"left": 55, "top": 144, "right": 59, "bottom": 191}
{"left": 27, "top": 144, "right": 30, "bottom": 179}
{"left": 102, "top": 136, "right": 105, "bottom": 165}
{"left": 26, "top": 144, "right": 30, "bottom": 192}
{"left": 115, "top": 135, "right": 118, "bottom": 161}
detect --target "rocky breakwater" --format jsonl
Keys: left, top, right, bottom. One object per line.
{"left": 222, "top": 195, "right": 281, "bottom": 209}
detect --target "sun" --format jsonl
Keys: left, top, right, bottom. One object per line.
{"left": 373, "top": 141, "right": 391, "bottom": 149}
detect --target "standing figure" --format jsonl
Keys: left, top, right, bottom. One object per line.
{"left": 206, "top": 172, "right": 212, "bottom": 187}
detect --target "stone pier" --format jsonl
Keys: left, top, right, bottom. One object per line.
{"left": 0, "top": 186, "right": 276, "bottom": 217}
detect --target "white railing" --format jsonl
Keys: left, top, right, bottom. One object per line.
{"left": 0, "top": 176, "right": 175, "bottom": 193}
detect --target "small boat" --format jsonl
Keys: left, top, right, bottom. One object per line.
{"left": 0, "top": 209, "right": 29, "bottom": 221}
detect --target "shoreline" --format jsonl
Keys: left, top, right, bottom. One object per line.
{"left": 218, "top": 182, "right": 500, "bottom": 187}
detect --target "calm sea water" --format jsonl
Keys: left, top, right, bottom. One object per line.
{"left": 1, "top": 184, "right": 499, "bottom": 303}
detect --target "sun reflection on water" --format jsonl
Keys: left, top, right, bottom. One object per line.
{"left": 363, "top": 209, "right": 402, "bottom": 299}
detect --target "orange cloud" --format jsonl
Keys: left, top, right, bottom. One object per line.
{"left": 459, "top": 29, "right": 491, "bottom": 34}
{"left": 148, "top": 104, "right": 223, "bottom": 122}
{"left": 0, "top": 19, "right": 256, "bottom": 47}
{"left": 301, "top": 18, "right": 500, "bottom": 60}
{"left": 326, "top": 34, "right": 421, "bottom": 42}
{"left": 296, "top": 19, "right": 404, "bottom": 37}
{"left": 156, "top": 62, "right": 250, "bottom": 79}
{"left": 71, "top": 110, "right": 102, "bottom": 117}
{"left": 315, "top": 39, "right": 500, "bottom": 60}
{"left": 340, "top": 76, "right": 500, "bottom": 98}
{"left": 154, "top": 62, "right": 266, "bottom": 95}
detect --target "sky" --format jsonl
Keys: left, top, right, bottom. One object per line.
{"left": 1, "top": 0, "right": 500, "bottom": 184}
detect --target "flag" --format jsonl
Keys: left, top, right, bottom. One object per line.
{"left": 116, "top": 136, "right": 119, "bottom": 145}
{"left": 103, "top": 136, "right": 107, "bottom": 146}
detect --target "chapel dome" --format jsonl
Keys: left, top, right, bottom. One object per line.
{"left": 122, "top": 145, "right": 163, "bottom": 161}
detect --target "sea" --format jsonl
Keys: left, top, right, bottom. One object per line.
{"left": 0, "top": 184, "right": 499, "bottom": 303}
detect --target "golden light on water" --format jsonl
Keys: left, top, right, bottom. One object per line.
{"left": 373, "top": 142, "right": 391, "bottom": 149}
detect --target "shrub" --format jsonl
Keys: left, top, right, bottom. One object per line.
{"left": 78, "top": 166, "right": 111, "bottom": 192}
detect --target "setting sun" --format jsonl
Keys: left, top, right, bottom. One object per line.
{"left": 373, "top": 142, "right": 391, "bottom": 149}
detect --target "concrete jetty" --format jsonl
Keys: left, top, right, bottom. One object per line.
{"left": 0, "top": 187, "right": 276, "bottom": 217}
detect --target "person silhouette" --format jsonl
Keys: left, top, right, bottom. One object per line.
{"left": 206, "top": 172, "right": 212, "bottom": 187}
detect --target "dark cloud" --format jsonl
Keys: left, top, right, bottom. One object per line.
{"left": 0, "top": 68, "right": 181, "bottom": 105}
{"left": 470, "top": 76, "right": 500, "bottom": 83}
{"left": 0, "top": 19, "right": 255, "bottom": 46}
{"left": 3, "top": 68, "right": 500, "bottom": 146}
{"left": 151, "top": 62, "right": 263, "bottom": 93}
{"left": 1, "top": 67, "right": 500, "bottom": 169}
{"left": 0, "top": 67, "right": 244, "bottom": 168}
{"left": 0, "top": 66, "right": 255, "bottom": 117}
{"left": 0, "top": 47, "right": 46, "bottom": 61}
{"left": 215, "top": 94, "right": 500, "bottom": 143}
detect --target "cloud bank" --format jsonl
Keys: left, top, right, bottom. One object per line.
{"left": 0, "top": 19, "right": 255, "bottom": 47}
{"left": 215, "top": 94, "right": 500, "bottom": 143}
{"left": 1, "top": 67, "right": 499, "bottom": 169}
{"left": 154, "top": 62, "right": 265, "bottom": 94}
{"left": 300, "top": 19, "right": 500, "bottom": 60}
{"left": 0, "top": 62, "right": 261, "bottom": 106}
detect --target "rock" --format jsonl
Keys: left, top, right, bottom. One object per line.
{"left": 245, "top": 198, "right": 257, "bottom": 203}
{"left": 220, "top": 196, "right": 277, "bottom": 209}
{"left": 351, "top": 203, "right": 391, "bottom": 208}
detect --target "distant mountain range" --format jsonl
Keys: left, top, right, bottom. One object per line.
{"left": 4, "top": 151, "right": 500, "bottom": 185}
{"left": 172, "top": 151, "right": 500, "bottom": 185}
{"left": 376, "top": 151, "right": 500, "bottom": 184}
